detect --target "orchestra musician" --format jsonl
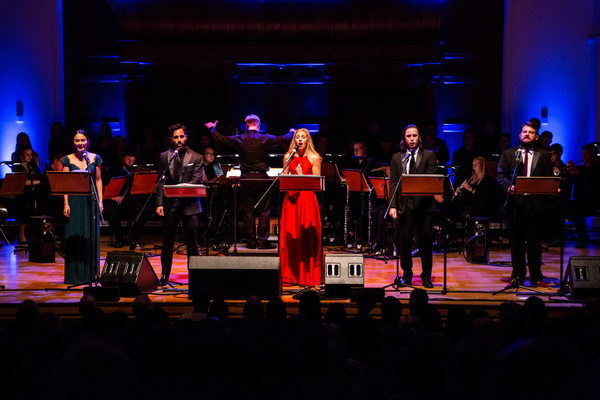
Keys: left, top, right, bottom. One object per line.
{"left": 389, "top": 124, "right": 443, "bottom": 288}
{"left": 155, "top": 124, "right": 204, "bottom": 286}
{"left": 497, "top": 121, "right": 553, "bottom": 287}
{"left": 205, "top": 115, "right": 293, "bottom": 249}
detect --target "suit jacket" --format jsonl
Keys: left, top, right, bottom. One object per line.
{"left": 156, "top": 148, "right": 204, "bottom": 215}
{"left": 496, "top": 146, "right": 553, "bottom": 213}
{"left": 390, "top": 148, "right": 439, "bottom": 214}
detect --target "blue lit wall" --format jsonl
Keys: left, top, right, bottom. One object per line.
{"left": 0, "top": 0, "right": 64, "bottom": 177}
{"left": 502, "top": 0, "right": 599, "bottom": 163}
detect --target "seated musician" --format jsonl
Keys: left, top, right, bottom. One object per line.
{"left": 102, "top": 151, "right": 152, "bottom": 248}
{"left": 12, "top": 146, "right": 42, "bottom": 244}
{"left": 450, "top": 156, "right": 503, "bottom": 224}
{"left": 202, "top": 147, "right": 223, "bottom": 183}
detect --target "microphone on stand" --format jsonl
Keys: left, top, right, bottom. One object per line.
{"left": 402, "top": 151, "right": 412, "bottom": 163}
{"left": 169, "top": 148, "right": 179, "bottom": 161}
{"left": 286, "top": 144, "right": 299, "bottom": 163}
{"left": 82, "top": 150, "right": 91, "bottom": 165}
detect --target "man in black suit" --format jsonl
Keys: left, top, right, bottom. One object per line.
{"left": 205, "top": 115, "right": 293, "bottom": 249}
{"left": 156, "top": 124, "right": 204, "bottom": 285}
{"left": 497, "top": 121, "right": 553, "bottom": 287}
{"left": 389, "top": 124, "right": 442, "bottom": 288}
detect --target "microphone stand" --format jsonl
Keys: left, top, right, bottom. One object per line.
{"left": 254, "top": 148, "right": 297, "bottom": 209}
{"left": 382, "top": 152, "right": 411, "bottom": 290}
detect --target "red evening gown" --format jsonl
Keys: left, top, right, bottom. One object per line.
{"left": 280, "top": 156, "right": 322, "bottom": 286}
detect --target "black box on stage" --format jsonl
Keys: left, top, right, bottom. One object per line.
{"left": 563, "top": 257, "right": 600, "bottom": 300}
{"left": 100, "top": 252, "right": 158, "bottom": 296}
{"left": 188, "top": 256, "right": 280, "bottom": 300}
{"left": 28, "top": 216, "right": 55, "bottom": 263}
{"left": 83, "top": 286, "right": 121, "bottom": 302}
{"left": 324, "top": 254, "right": 364, "bottom": 298}
{"left": 465, "top": 217, "right": 489, "bottom": 263}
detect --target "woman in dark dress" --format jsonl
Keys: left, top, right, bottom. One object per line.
{"left": 12, "top": 146, "right": 42, "bottom": 243}
{"left": 62, "top": 130, "right": 103, "bottom": 285}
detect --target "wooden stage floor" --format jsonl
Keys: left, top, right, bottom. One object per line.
{"left": 0, "top": 231, "right": 598, "bottom": 319}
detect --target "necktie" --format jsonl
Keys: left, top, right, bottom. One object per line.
{"left": 409, "top": 151, "right": 416, "bottom": 174}
{"left": 173, "top": 152, "right": 181, "bottom": 183}
{"left": 524, "top": 149, "right": 529, "bottom": 177}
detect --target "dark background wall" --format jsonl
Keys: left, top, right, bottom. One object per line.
{"left": 61, "top": 0, "right": 504, "bottom": 152}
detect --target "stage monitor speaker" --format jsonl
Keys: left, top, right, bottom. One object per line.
{"left": 100, "top": 252, "right": 158, "bottom": 296}
{"left": 28, "top": 216, "right": 55, "bottom": 263}
{"left": 324, "top": 254, "right": 364, "bottom": 298}
{"left": 563, "top": 256, "right": 600, "bottom": 300}
{"left": 188, "top": 256, "right": 280, "bottom": 300}
{"left": 465, "top": 217, "right": 489, "bottom": 263}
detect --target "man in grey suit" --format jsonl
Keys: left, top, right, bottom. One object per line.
{"left": 497, "top": 121, "right": 553, "bottom": 288}
{"left": 156, "top": 124, "right": 204, "bottom": 285}
{"left": 389, "top": 124, "right": 443, "bottom": 288}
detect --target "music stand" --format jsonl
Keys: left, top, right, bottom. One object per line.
{"left": 392, "top": 174, "right": 447, "bottom": 294}
{"left": 493, "top": 176, "right": 561, "bottom": 295}
{"left": 342, "top": 169, "right": 372, "bottom": 250}
{"left": 127, "top": 172, "right": 157, "bottom": 251}
{"left": 0, "top": 173, "right": 29, "bottom": 251}
{"left": 368, "top": 176, "right": 392, "bottom": 262}
{"left": 322, "top": 162, "right": 342, "bottom": 183}
{"left": 47, "top": 171, "right": 101, "bottom": 289}
{"left": 103, "top": 176, "right": 127, "bottom": 200}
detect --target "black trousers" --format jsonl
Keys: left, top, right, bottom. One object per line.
{"left": 397, "top": 207, "right": 434, "bottom": 279}
{"left": 507, "top": 197, "right": 544, "bottom": 283}
{"left": 161, "top": 199, "right": 199, "bottom": 279}
{"left": 240, "top": 172, "right": 271, "bottom": 245}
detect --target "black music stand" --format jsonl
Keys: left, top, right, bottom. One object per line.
{"left": 342, "top": 169, "right": 371, "bottom": 250}
{"left": 321, "top": 158, "right": 344, "bottom": 245}
{"left": 129, "top": 172, "right": 158, "bottom": 251}
{"left": 47, "top": 171, "right": 102, "bottom": 289}
{"left": 368, "top": 176, "right": 392, "bottom": 262}
{"left": 385, "top": 174, "right": 447, "bottom": 294}
{"left": 0, "top": 173, "right": 29, "bottom": 251}
{"left": 493, "top": 176, "right": 561, "bottom": 295}
{"left": 280, "top": 175, "right": 325, "bottom": 287}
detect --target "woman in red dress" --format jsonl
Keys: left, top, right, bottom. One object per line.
{"left": 280, "top": 128, "right": 322, "bottom": 287}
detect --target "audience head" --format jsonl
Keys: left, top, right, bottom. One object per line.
{"left": 265, "top": 297, "right": 287, "bottom": 324}
{"left": 132, "top": 294, "right": 152, "bottom": 319}
{"left": 409, "top": 288, "right": 429, "bottom": 316}
{"left": 192, "top": 289, "right": 211, "bottom": 314}
{"left": 399, "top": 124, "right": 422, "bottom": 152}
{"left": 207, "top": 298, "right": 229, "bottom": 322}
{"left": 324, "top": 303, "right": 347, "bottom": 329}
{"left": 381, "top": 296, "right": 402, "bottom": 325}
{"left": 298, "top": 290, "right": 322, "bottom": 323}
{"left": 355, "top": 288, "right": 377, "bottom": 315}
{"left": 243, "top": 295, "right": 265, "bottom": 322}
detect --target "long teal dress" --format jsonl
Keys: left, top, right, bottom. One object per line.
{"left": 61, "top": 154, "right": 103, "bottom": 285}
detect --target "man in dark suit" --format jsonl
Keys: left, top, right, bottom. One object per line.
{"left": 389, "top": 124, "right": 442, "bottom": 288}
{"left": 156, "top": 124, "right": 204, "bottom": 285}
{"left": 205, "top": 115, "right": 293, "bottom": 249}
{"left": 497, "top": 121, "right": 553, "bottom": 287}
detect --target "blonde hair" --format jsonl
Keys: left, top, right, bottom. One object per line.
{"left": 286, "top": 128, "right": 317, "bottom": 157}
{"left": 468, "top": 156, "right": 491, "bottom": 186}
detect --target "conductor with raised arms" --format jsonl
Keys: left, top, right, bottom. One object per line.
{"left": 156, "top": 124, "right": 204, "bottom": 286}
{"left": 205, "top": 115, "right": 293, "bottom": 249}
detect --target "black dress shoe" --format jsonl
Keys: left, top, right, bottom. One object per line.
{"left": 399, "top": 276, "right": 412, "bottom": 286}
{"left": 159, "top": 275, "right": 168, "bottom": 286}
{"left": 422, "top": 277, "right": 434, "bottom": 289}
{"left": 575, "top": 240, "right": 590, "bottom": 248}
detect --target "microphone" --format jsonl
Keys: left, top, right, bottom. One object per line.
{"left": 402, "top": 151, "right": 412, "bottom": 163}
{"left": 169, "top": 149, "right": 179, "bottom": 161}
{"left": 82, "top": 150, "right": 91, "bottom": 165}
{"left": 286, "top": 144, "right": 299, "bottom": 163}
{"left": 515, "top": 145, "right": 523, "bottom": 163}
